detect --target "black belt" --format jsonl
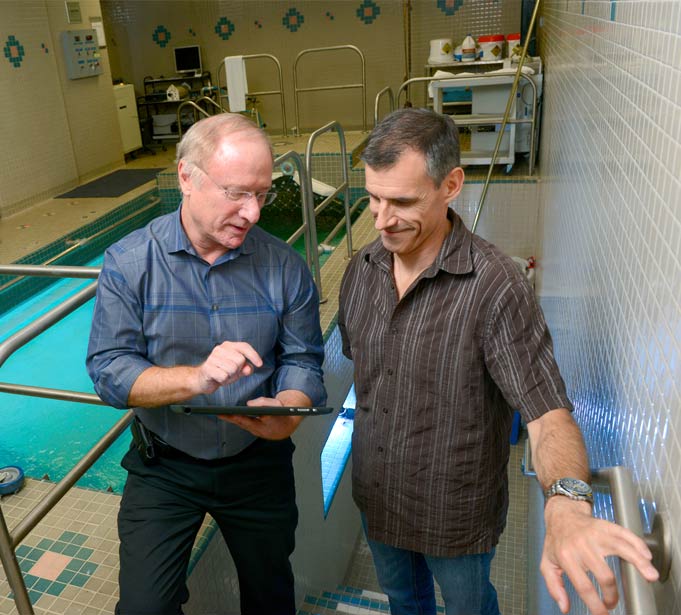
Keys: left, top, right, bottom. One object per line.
{"left": 149, "top": 430, "right": 265, "bottom": 466}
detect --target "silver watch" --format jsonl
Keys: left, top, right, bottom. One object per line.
{"left": 544, "top": 478, "right": 593, "bottom": 505}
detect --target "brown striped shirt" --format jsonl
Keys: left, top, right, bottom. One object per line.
{"left": 338, "top": 210, "right": 572, "bottom": 557}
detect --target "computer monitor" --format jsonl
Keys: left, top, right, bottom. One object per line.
{"left": 174, "top": 45, "right": 202, "bottom": 76}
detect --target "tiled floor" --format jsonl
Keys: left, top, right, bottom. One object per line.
{"left": 1, "top": 130, "right": 531, "bottom": 614}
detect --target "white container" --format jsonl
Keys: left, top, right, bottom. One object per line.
{"left": 507, "top": 33, "right": 522, "bottom": 62}
{"left": 478, "top": 34, "right": 505, "bottom": 61}
{"left": 461, "top": 34, "right": 477, "bottom": 62}
{"left": 428, "top": 38, "right": 453, "bottom": 64}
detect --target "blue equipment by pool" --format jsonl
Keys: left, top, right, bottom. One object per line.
{"left": 0, "top": 466, "right": 25, "bottom": 495}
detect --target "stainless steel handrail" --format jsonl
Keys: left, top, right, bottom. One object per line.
{"left": 176, "top": 99, "right": 213, "bottom": 139}
{"left": 322, "top": 195, "right": 369, "bottom": 261}
{"left": 374, "top": 86, "right": 395, "bottom": 125}
{"left": 216, "top": 54, "right": 288, "bottom": 136}
{"left": 471, "top": 0, "right": 540, "bottom": 233}
{"left": 522, "top": 440, "right": 670, "bottom": 613}
{"left": 293, "top": 45, "right": 367, "bottom": 135}
{"left": 0, "top": 279, "right": 97, "bottom": 366}
{"left": 272, "top": 151, "right": 319, "bottom": 291}
{"left": 304, "top": 121, "right": 352, "bottom": 302}
{"left": 0, "top": 409, "right": 132, "bottom": 615}
{"left": 0, "top": 264, "right": 134, "bottom": 615}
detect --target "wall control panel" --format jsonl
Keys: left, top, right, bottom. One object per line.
{"left": 61, "top": 29, "right": 103, "bottom": 79}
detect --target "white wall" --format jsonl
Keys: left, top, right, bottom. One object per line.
{"left": 537, "top": 2, "right": 681, "bottom": 613}
{"left": 0, "top": 0, "right": 124, "bottom": 218}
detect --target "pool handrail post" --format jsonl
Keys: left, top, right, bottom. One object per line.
{"left": 10, "top": 411, "right": 134, "bottom": 546}
{"left": 0, "top": 409, "right": 132, "bottom": 615}
{"left": 271, "top": 150, "right": 321, "bottom": 299}
{"left": 215, "top": 53, "right": 288, "bottom": 136}
{"left": 293, "top": 45, "right": 367, "bottom": 136}
{"left": 304, "top": 121, "right": 353, "bottom": 289}
{"left": 0, "top": 511, "right": 33, "bottom": 614}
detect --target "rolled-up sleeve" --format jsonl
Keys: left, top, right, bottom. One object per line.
{"left": 272, "top": 259, "right": 326, "bottom": 405}
{"left": 86, "top": 250, "right": 153, "bottom": 408}
{"left": 483, "top": 279, "right": 572, "bottom": 422}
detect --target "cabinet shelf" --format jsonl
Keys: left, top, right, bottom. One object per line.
{"left": 137, "top": 72, "right": 212, "bottom": 144}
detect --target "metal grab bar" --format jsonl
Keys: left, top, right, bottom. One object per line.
{"left": 304, "top": 121, "right": 352, "bottom": 302}
{"left": 592, "top": 467, "right": 671, "bottom": 609}
{"left": 216, "top": 54, "right": 288, "bottom": 135}
{"left": 522, "top": 440, "right": 670, "bottom": 614}
{"left": 293, "top": 45, "right": 367, "bottom": 135}
{"left": 374, "top": 86, "right": 395, "bottom": 125}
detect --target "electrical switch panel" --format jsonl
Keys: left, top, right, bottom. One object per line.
{"left": 61, "top": 29, "right": 103, "bottom": 79}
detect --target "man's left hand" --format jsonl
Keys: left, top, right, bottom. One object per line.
{"left": 219, "top": 396, "right": 304, "bottom": 440}
{"left": 541, "top": 496, "right": 659, "bottom": 615}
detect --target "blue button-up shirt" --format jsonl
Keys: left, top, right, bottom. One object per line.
{"left": 86, "top": 208, "right": 325, "bottom": 459}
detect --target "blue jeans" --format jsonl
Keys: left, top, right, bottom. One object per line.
{"left": 362, "top": 514, "right": 500, "bottom": 615}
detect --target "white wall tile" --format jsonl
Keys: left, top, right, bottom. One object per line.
{"left": 538, "top": 1, "right": 681, "bottom": 612}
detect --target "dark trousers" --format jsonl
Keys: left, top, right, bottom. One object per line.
{"left": 116, "top": 437, "right": 298, "bottom": 615}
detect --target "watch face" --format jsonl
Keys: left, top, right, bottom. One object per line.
{"left": 560, "top": 478, "right": 592, "bottom": 496}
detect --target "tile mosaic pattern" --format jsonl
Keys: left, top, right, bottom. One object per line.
{"left": 0, "top": 479, "right": 219, "bottom": 614}
{"left": 538, "top": 2, "right": 681, "bottom": 613}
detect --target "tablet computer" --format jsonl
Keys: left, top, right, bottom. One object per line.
{"left": 170, "top": 405, "right": 334, "bottom": 416}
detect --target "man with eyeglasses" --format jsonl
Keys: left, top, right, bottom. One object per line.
{"left": 86, "top": 113, "right": 325, "bottom": 615}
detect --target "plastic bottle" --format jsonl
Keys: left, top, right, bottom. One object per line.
{"left": 461, "top": 34, "right": 477, "bottom": 62}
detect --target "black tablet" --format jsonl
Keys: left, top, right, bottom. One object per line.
{"left": 170, "top": 405, "right": 334, "bottom": 416}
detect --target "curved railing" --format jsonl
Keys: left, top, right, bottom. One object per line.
{"left": 215, "top": 54, "right": 288, "bottom": 136}
{"left": 293, "top": 45, "right": 367, "bottom": 135}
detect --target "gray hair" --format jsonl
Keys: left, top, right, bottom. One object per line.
{"left": 361, "top": 108, "right": 460, "bottom": 185}
{"left": 175, "top": 113, "right": 272, "bottom": 179}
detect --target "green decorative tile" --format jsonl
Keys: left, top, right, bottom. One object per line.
{"left": 71, "top": 573, "right": 90, "bottom": 587}
{"left": 56, "top": 570, "right": 76, "bottom": 584}
{"left": 45, "top": 581, "right": 66, "bottom": 596}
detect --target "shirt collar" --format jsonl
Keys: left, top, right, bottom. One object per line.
{"left": 366, "top": 208, "right": 473, "bottom": 276}
{"left": 167, "top": 205, "right": 258, "bottom": 261}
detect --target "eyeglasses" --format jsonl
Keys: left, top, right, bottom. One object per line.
{"left": 194, "top": 165, "right": 278, "bottom": 207}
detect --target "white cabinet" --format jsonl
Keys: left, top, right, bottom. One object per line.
{"left": 114, "top": 84, "right": 142, "bottom": 154}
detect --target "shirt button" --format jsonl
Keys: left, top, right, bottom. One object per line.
{"left": 374, "top": 481, "right": 380, "bottom": 487}
{"left": 391, "top": 327, "right": 398, "bottom": 334}
{"left": 386, "top": 368, "right": 393, "bottom": 375}
{"left": 377, "top": 446, "right": 384, "bottom": 452}
{"left": 211, "top": 304, "right": 219, "bottom": 311}
{"left": 382, "top": 407, "right": 388, "bottom": 413}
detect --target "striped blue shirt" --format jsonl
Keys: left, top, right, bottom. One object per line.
{"left": 86, "top": 207, "right": 325, "bottom": 459}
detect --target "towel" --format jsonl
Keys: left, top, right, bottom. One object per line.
{"left": 224, "top": 56, "right": 248, "bottom": 112}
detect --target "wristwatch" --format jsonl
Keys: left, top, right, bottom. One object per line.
{"left": 544, "top": 478, "right": 593, "bottom": 505}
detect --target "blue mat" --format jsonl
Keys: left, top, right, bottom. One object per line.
{"left": 56, "top": 168, "right": 163, "bottom": 198}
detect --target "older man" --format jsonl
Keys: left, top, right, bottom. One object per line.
{"left": 87, "top": 113, "right": 325, "bottom": 615}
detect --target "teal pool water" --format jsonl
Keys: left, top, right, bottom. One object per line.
{"left": 0, "top": 256, "right": 131, "bottom": 493}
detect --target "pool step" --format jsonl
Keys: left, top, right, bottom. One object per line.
{"left": 297, "top": 585, "right": 390, "bottom": 614}
{"left": 297, "top": 583, "right": 447, "bottom": 614}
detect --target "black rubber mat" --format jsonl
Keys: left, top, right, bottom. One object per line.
{"left": 56, "top": 168, "right": 163, "bottom": 198}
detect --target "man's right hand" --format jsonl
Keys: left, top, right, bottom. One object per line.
{"left": 196, "top": 341, "right": 263, "bottom": 394}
